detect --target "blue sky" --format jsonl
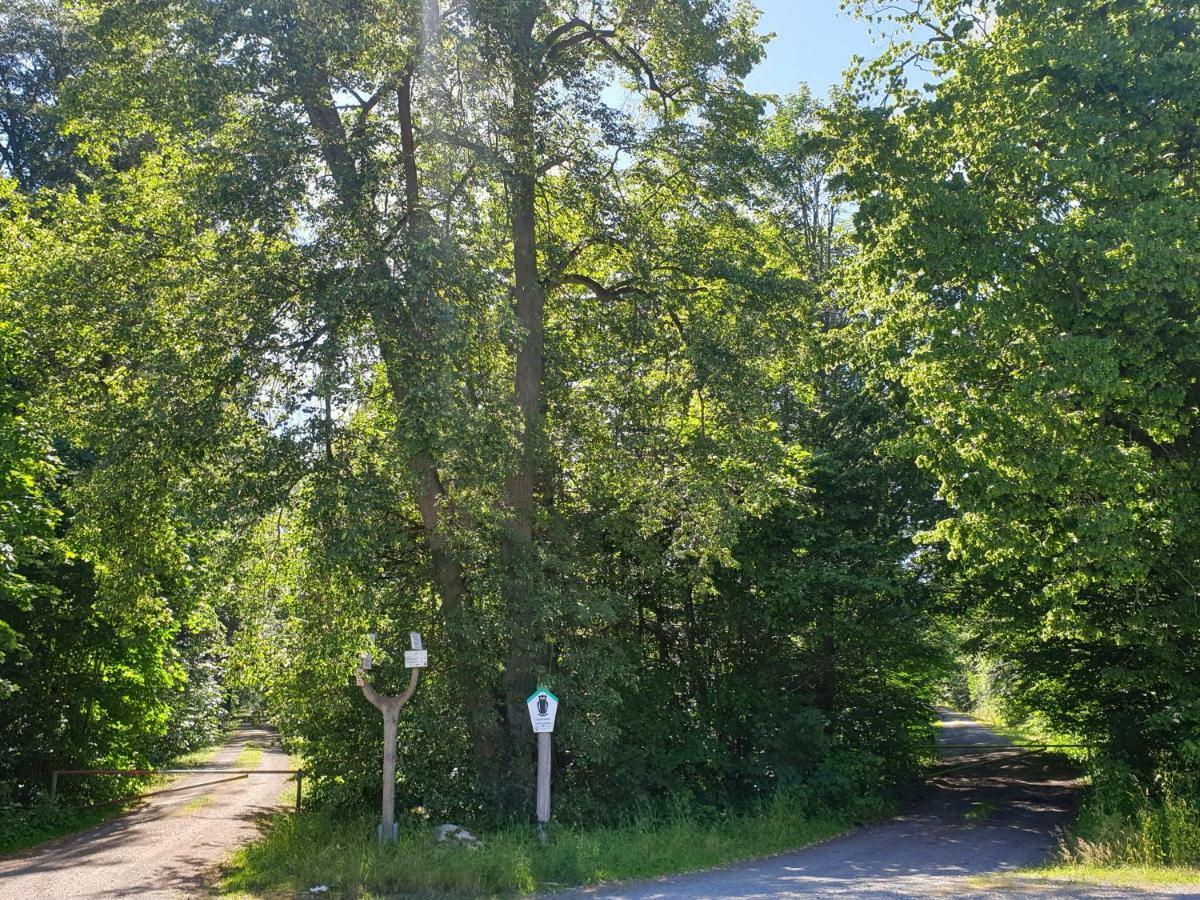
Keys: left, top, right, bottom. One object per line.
{"left": 744, "top": 1, "right": 880, "bottom": 98}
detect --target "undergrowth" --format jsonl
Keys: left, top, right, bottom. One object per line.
{"left": 222, "top": 788, "right": 887, "bottom": 897}
{"left": 0, "top": 800, "right": 130, "bottom": 856}
{"left": 0, "top": 738, "right": 228, "bottom": 856}
{"left": 1058, "top": 761, "right": 1200, "bottom": 870}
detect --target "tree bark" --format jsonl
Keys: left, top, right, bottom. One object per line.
{"left": 296, "top": 61, "right": 502, "bottom": 779}
{"left": 498, "top": 18, "right": 546, "bottom": 810}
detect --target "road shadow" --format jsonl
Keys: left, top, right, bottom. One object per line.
{"left": 558, "top": 713, "right": 1190, "bottom": 899}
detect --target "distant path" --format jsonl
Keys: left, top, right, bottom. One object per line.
{"left": 556, "top": 710, "right": 1200, "bottom": 899}
{"left": 0, "top": 726, "right": 290, "bottom": 899}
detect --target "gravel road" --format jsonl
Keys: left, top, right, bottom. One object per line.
{"left": 555, "top": 712, "right": 1200, "bottom": 900}
{"left": 0, "top": 726, "right": 291, "bottom": 899}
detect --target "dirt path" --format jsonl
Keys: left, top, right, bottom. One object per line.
{"left": 556, "top": 711, "right": 1200, "bottom": 899}
{"left": 0, "top": 726, "right": 291, "bottom": 899}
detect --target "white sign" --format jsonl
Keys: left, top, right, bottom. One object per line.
{"left": 404, "top": 650, "right": 428, "bottom": 668}
{"left": 527, "top": 688, "right": 559, "bottom": 733}
{"left": 410, "top": 632, "right": 423, "bottom": 651}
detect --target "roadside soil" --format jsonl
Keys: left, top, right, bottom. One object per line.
{"left": 0, "top": 726, "right": 291, "bottom": 899}
{"left": 555, "top": 711, "right": 1200, "bottom": 899}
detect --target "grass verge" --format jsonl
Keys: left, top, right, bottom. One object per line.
{"left": 222, "top": 790, "right": 877, "bottom": 898}
{"left": 0, "top": 802, "right": 133, "bottom": 857}
{"left": 172, "top": 743, "right": 225, "bottom": 768}
{"left": 1012, "top": 756, "right": 1200, "bottom": 891}
{"left": 972, "top": 864, "right": 1200, "bottom": 892}
{"left": 1021, "top": 863, "right": 1200, "bottom": 887}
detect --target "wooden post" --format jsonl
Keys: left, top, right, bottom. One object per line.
{"left": 536, "top": 731, "right": 551, "bottom": 843}
{"left": 295, "top": 771, "right": 303, "bottom": 813}
{"left": 526, "top": 687, "right": 558, "bottom": 843}
{"left": 359, "top": 665, "right": 420, "bottom": 844}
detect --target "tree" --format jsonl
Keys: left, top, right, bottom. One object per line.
{"left": 834, "top": 0, "right": 1200, "bottom": 763}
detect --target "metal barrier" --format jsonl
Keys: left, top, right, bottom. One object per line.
{"left": 933, "top": 742, "right": 1091, "bottom": 775}
{"left": 50, "top": 767, "right": 303, "bottom": 813}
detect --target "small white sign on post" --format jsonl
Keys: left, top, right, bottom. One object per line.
{"left": 527, "top": 688, "right": 558, "bottom": 733}
{"left": 404, "top": 650, "right": 428, "bottom": 668}
{"left": 409, "top": 632, "right": 423, "bottom": 651}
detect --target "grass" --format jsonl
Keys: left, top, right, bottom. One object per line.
{"left": 181, "top": 795, "right": 215, "bottom": 814}
{"left": 1019, "top": 863, "right": 1200, "bottom": 887}
{"left": 235, "top": 744, "right": 264, "bottom": 770}
{"left": 962, "top": 800, "right": 995, "bottom": 823}
{"left": 172, "top": 744, "right": 224, "bottom": 768}
{"left": 276, "top": 754, "right": 305, "bottom": 808}
{"left": 221, "top": 790, "right": 880, "bottom": 898}
{"left": 1002, "top": 757, "right": 1200, "bottom": 891}
{"left": 970, "top": 864, "right": 1200, "bottom": 894}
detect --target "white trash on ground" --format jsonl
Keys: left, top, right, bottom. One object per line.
{"left": 434, "top": 823, "right": 480, "bottom": 846}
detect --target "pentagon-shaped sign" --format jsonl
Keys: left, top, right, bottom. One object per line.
{"left": 526, "top": 687, "right": 559, "bottom": 733}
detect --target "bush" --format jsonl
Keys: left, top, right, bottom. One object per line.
{"left": 0, "top": 798, "right": 124, "bottom": 855}
{"left": 1061, "top": 760, "right": 1200, "bottom": 869}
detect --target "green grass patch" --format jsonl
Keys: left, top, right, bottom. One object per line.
{"left": 1018, "top": 863, "right": 1200, "bottom": 887}
{"left": 963, "top": 800, "right": 995, "bottom": 823}
{"left": 181, "top": 794, "right": 214, "bottom": 814}
{"left": 235, "top": 744, "right": 264, "bottom": 770}
{"left": 171, "top": 743, "right": 224, "bottom": 768}
{"left": 1060, "top": 762, "right": 1200, "bottom": 867}
{"left": 276, "top": 754, "right": 305, "bottom": 808}
{"left": 222, "top": 790, "right": 877, "bottom": 897}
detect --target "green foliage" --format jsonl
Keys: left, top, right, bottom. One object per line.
{"left": 0, "top": 797, "right": 127, "bottom": 856}
{"left": 2, "top": 0, "right": 945, "bottom": 842}
{"left": 835, "top": 0, "right": 1200, "bottom": 766}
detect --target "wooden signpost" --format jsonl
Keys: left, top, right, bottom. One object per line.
{"left": 526, "top": 687, "right": 558, "bottom": 843}
{"left": 358, "top": 632, "right": 426, "bottom": 844}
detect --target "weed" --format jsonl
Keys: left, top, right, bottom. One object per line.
{"left": 222, "top": 788, "right": 880, "bottom": 897}
{"left": 1056, "top": 761, "right": 1200, "bottom": 873}
{"left": 963, "top": 800, "right": 995, "bottom": 823}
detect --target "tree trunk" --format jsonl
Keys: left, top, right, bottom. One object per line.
{"left": 298, "top": 63, "right": 503, "bottom": 783}
{"left": 498, "top": 40, "right": 545, "bottom": 812}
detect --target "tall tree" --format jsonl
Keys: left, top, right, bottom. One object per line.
{"left": 834, "top": 0, "right": 1200, "bottom": 762}
{"left": 28, "top": 0, "right": 774, "bottom": 811}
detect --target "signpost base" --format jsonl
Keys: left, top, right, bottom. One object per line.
{"left": 536, "top": 730, "right": 551, "bottom": 844}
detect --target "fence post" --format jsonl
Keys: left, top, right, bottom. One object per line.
{"left": 50, "top": 771, "right": 58, "bottom": 804}
{"left": 295, "top": 771, "right": 303, "bottom": 813}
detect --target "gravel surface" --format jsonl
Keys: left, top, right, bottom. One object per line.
{"left": 554, "top": 712, "right": 1200, "bottom": 900}
{"left": 0, "top": 726, "right": 291, "bottom": 899}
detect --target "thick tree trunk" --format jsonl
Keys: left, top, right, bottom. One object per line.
{"left": 388, "top": 68, "right": 505, "bottom": 780}
{"left": 497, "top": 47, "right": 545, "bottom": 810}
{"left": 298, "top": 64, "right": 503, "bottom": 781}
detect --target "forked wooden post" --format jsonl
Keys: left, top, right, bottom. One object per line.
{"left": 358, "top": 663, "right": 420, "bottom": 844}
